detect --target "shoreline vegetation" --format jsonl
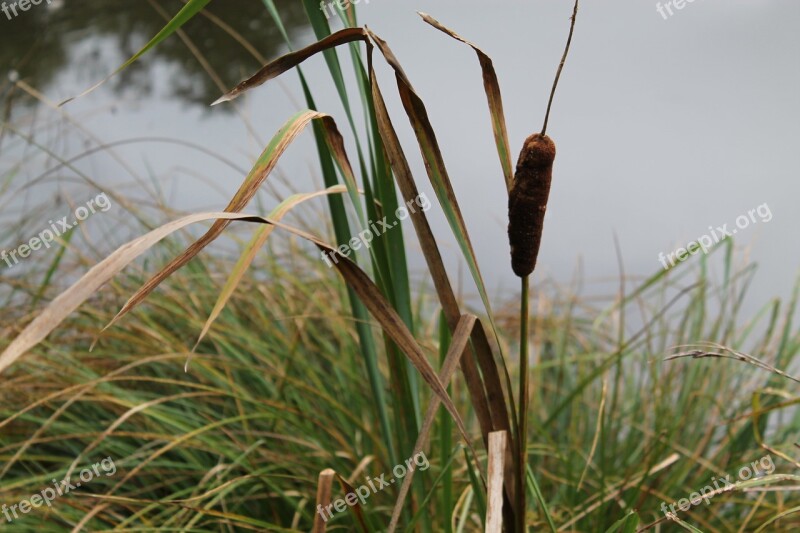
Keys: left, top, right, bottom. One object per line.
{"left": 1, "top": 1, "right": 799, "bottom": 531}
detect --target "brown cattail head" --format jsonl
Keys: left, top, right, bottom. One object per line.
{"left": 508, "top": 133, "right": 556, "bottom": 277}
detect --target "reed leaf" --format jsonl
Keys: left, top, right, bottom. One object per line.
{"left": 418, "top": 12, "right": 514, "bottom": 194}
{"left": 103, "top": 111, "right": 361, "bottom": 333}
{"left": 191, "top": 186, "right": 348, "bottom": 356}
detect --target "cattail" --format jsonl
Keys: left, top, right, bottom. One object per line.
{"left": 507, "top": 133, "right": 555, "bottom": 277}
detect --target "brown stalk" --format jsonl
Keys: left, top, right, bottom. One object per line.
{"left": 312, "top": 469, "right": 336, "bottom": 533}
{"left": 486, "top": 430, "right": 509, "bottom": 533}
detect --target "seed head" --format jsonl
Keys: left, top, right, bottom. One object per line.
{"left": 508, "top": 133, "right": 556, "bottom": 277}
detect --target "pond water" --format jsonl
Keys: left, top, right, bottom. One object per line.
{"left": 1, "top": 0, "right": 799, "bottom": 320}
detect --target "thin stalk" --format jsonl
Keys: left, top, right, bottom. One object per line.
{"left": 438, "top": 312, "right": 454, "bottom": 532}
{"left": 541, "top": 0, "right": 580, "bottom": 136}
{"left": 517, "top": 275, "right": 530, "bottom": 532}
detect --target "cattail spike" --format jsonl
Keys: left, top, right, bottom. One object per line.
{"left": 508, "top": 133, "right": 555, "bottom": 277}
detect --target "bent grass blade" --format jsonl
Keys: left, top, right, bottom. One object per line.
{"left": 190, "top": 185, "right": 348, "bottom": 361}
{"left": 104, "top": 111, "right": 362, "bottom": 333}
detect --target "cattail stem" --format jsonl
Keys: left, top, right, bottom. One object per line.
{"left": 541, "top": 0, "right": 579, "bottom": 136}
{"left": 517, "top": 274, "right": 530, "bottom": 532}
{"left": 509, "top": 3, "right": 580, "bottom": 529}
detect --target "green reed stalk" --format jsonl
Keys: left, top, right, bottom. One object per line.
{"left": 518, "top": 274, "right": 530, "bottom": 531}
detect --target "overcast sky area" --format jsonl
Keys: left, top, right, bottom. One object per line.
{"left": 2, "top": 0, "right": 798, "bottom": 316}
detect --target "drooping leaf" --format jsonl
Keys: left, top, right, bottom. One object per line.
{"left": 364, "top": 28, "right": 514, "bottom": 419}
{"left": 211, "top": 22, "right": 514, "bottom": 446}
{"left": 190, "top": 186, "right": 348, "bottom": 358}
{"left": 212, "top": 28, "right": 369, "bottom": 106}
{"left": 419, "top": 12, "right": 514, "bottom": 193}
{"left": 103, "top": 110, "right": 359, "bottom": 333}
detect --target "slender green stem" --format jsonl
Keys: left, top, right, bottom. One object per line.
{"left": 517, "top": 275, "right": 530, "bottom": 532}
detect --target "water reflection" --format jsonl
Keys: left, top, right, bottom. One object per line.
{"left": 0, "top": 0, "right": 308, "bottom": 107}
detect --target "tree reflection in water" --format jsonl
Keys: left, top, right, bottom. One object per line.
{"left": 0, "top": 0, "right": 308, "bottom": 108}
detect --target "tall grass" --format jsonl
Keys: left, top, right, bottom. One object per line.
{"left": 3, "top": 229, "right": 800, "bottom": 531}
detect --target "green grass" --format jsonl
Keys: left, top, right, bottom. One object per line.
{"left": 2, "top": 228, "right": 800, "bottom": 531}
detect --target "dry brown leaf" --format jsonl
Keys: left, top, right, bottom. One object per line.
{"left": 418, "top": 12, "right": 514, "bottom": 194}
